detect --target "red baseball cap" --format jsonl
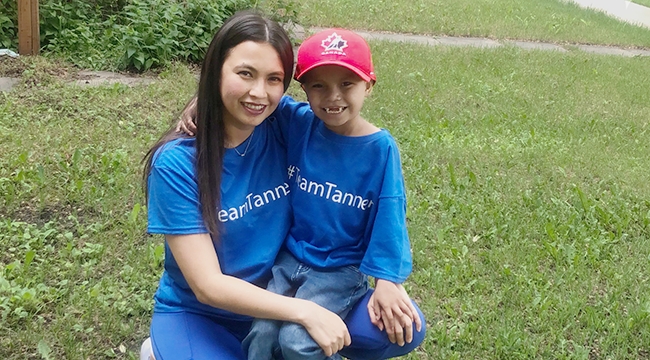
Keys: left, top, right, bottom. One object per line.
{"left": 295, "top": 29, "right": 376, "bottom": 83}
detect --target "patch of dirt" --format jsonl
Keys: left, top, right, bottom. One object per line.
{"left": 0, "top": 55, "right": 111, "bottom": 81}
{"left": 2, "top": 200, "right": 100, "bottom": 229}
{"left": 0, "top": 56, "right": 28, "bottom": 77}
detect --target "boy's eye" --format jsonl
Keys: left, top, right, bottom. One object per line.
{"left": 342, "top": 81, "right": 354, "bottom": 87}
{"left": 310, "top": 83, "right": 324, "bottom": 89}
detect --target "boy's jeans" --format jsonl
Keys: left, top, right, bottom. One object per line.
{"left": 243, "top": 251, "right": 368, "bottom": 360}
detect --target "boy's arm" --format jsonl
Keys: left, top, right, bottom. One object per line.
{"left": 360, "top": 139, "right": 412, "bottom": 283}
{"left": 175, "top": 95, "right": 314, "bottom": 148}
{"left": 269, "top": 95, "right": 313, "bottom": 147}
{"left": 176, "top": 96, "right": 198, "bottom": 136}
{"left": 360, "top": 137, "right": 421, "bottom": 342}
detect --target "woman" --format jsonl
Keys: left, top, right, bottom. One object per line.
{"left": 142, "top": 10, "right": 425, "bottom": 359}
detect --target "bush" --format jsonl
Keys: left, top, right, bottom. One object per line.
{"left": 116, "top": 0, "right": 250, "bottom": 71}
{"left": 0, "top": 0, "right": 18, "bottom": 49}
{"left": 0, "top": 0, "right": 299, "bottom": 72}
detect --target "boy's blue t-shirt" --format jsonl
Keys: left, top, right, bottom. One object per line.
{"left": 147, "top": 118, "right": 291, "bottom": 319}
{"left": 275, "top": 96, "right": 412, "bottom": 283}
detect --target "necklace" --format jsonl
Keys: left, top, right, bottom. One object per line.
{"left": 229, "top": 129, "right": 255, "bottom": 157}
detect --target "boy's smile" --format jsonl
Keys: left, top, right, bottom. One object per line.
{"left": 324, "top": 107, "right": 346, "bottom": 114}
{"left": 301, "top": 65, "right": 373, "bottom": 136}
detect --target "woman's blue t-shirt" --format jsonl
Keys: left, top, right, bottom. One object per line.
{"left": 146, "top": 117, "right": 291, "bottom": 319}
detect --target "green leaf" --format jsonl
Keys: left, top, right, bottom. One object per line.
{"left": 129, "top": 203, "right": 141, "bottom": 223}
{"left": 135, "top": 53, "right": 146, "bottom": 66}
{"left": 448, "top": 163, "right": 457, "bottom": 188}
{"left": 72, "top": 149, "right": 82, "bottom": 167}
{"left": 127, "top": 47, "right": 136, "bottom": 59}
{"left": 24, "top": 250, "right": 35, "bottom": 269}
{"left": 144, "top": 58, "right": 154, "bottom": 70}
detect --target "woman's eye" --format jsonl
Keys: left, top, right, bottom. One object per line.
{"left": 238, "top": 71, "right": 252, "bottom": 77}
{"left": 269, "top": 76, "right": 283, "bottom": 83}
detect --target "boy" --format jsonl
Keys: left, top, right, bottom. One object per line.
{"left": 242, "top": 29, "right": 422, "bottom": 360}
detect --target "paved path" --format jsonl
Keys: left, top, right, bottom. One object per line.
{"left": 568, "top": 0, "right": 650, "bottom": 29}
{"left": 333, "top": 28, "right": 650, "bottom": 57}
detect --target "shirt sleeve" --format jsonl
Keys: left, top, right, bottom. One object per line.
{"left": 269, "top": 95, "right": 314, "bottom": 147}
{"left": 359, "top": 140, "right": 413, "bottom": 283}
{"left": 147, "top": 146, "right": 208, "bottom": 235}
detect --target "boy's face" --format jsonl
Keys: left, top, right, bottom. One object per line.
{"left": 300, "top": 65, "right": 373, "bottom": 135}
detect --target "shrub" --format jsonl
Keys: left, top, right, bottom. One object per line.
{"left": 115, "top": 0, "right": 252, "bottom": 71}
{"left": 0, "top": 0, "right": 18, "bottom": 49}
{"left": 0, "top": 0, "right": 299, "bottom": 72}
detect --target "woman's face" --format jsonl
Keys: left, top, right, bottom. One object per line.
{"left": 220, "top": 41, "right": 286, "bottom": 133}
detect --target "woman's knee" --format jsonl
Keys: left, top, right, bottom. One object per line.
{"left": 341, "top": 291, "right": 427, "bottom": 359}
{"left": 150, "top": 312, "right": 247, "bottom": 360}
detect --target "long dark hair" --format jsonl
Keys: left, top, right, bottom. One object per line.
{"left": 143, "top": 10, "right": 294, "bottom": 235}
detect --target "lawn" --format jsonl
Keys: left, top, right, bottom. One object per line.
{"left": 632, "top": 0, "right": 650, "bottom": 8}
{"left": 2, "top": 0, "right": 650, "bottom": 358}
{"left": 0, "top": 62, "right": 196, "bottom": 359}
{"left": 297, "top": 0, "right": 650, "bottom": 48}
{"left": 2, "top": 42, "right": 649, "bottom": 358}
{"left": 367, "top": 42, "right": 650, "bottom": 358}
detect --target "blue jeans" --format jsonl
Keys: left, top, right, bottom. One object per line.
{"left": 243, "top": 251, "right": 369, "bottom": 360}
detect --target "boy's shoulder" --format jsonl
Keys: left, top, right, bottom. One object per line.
{"left": 367, "top": 128, "right": 399, "bottom": 148}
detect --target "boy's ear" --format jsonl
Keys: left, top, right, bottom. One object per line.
{"left": 365, "top": 81, "right": 374, "bottom": 96}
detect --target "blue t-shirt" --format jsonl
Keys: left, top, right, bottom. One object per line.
{"left": 147, "top": 117, "right": 291, "bottom": 319}
{"left": 275, "top": 97, "right": 412, "bottom": 283}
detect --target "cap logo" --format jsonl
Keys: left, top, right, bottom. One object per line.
{"left": 321, "top": 32, "right": 348, "bottom": 56}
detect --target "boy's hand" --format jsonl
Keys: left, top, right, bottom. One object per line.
{"left": 175, "top": 96, "right": 198, "bottom": 136}
{"left": 367, "top": 279, "right": 422, "bottom": 346}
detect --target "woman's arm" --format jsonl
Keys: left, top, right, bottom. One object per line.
{"left": 167, "top": 233, "right": 351, "bottom": 357}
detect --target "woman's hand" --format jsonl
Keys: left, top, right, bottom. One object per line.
{"left": 367, "top": 279, "right": 422, "bottom": 346}
{"left": 175, "top": 96, "right": 198, "bottom": 136}
{"left": 297, "top": 300, "right": 351, "bottom": 357}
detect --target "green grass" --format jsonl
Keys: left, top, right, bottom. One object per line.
{"left": 297, "top": 0, "right": 650, "bottom": 48}
{"left": 2, "top": 42, "right": 649, "bottom": 358}
{"left": 0, "top": 62, "right": 197, "bottom": 359}
{"left": 365, "top": 41, "right": 650, "bottom": 358}
{"left": 631, "top": 0, "right": 650, "bottom": 7}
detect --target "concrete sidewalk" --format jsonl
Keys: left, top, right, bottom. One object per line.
{"left": 341, "top": 28, "right": 650, "bottom": 57}
{"left": 568, "top": 0, "right": 650, "bottom": 29}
